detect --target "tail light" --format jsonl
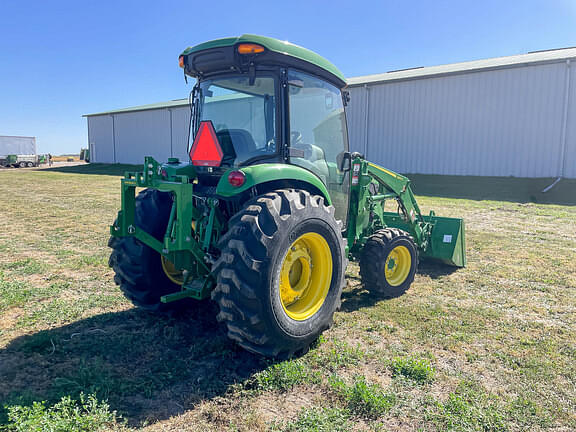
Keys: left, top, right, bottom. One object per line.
{"left": 228, "top": 170, "right": 246, "bottom": 187}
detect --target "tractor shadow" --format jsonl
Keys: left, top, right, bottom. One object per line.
{"left": 339, "top": 284, "right": 385, "bottom": 312}
{"left": 417, "top": 261, "right": 461, "bottom": 279}
{"left": 339, "top": 272, "right": 400, "bottom": 313}
{"left": 340, "top": 263, "right": 460, "bottom": 312}
{"left": 39, "top": 163, "right": 142, "bottom": 176}
{"left": 0, "top": 303, "right": 269, "bottom": 427}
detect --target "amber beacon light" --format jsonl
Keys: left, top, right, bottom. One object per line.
{"left": 237, "top": 43, "right": 265, "bottom": 54}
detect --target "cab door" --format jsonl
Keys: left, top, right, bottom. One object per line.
{"left": 287, "top": 70, "right": 350, "bottom": 225}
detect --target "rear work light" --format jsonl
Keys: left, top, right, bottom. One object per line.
{"left": 189, "top": 121, "right": 224, "bottom": 167}
{"left": 228, "top": 170, "right": 246, "bottom": 187}
{"left": 237, "top": 43, "right": 265, "bottom": 54}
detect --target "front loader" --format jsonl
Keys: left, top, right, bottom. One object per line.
{"left": 109, "top": 35, "right": 465, "bottom": 358}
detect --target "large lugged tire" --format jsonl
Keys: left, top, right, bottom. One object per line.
{"left": 359, "top": 228, "right": 418, "bottom": 297}
{"left": 108, "top": 189, "right": 183, "bottom": 312}
{"left": 212, "top": 189, "right": 347, "bottom": 358}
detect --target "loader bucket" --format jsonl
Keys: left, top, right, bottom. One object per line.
{"left": 421, "top": 214, "right": 466, "bottom": 267}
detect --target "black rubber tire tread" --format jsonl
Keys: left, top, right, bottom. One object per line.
{"left": 359, "top": 228, "right": 419, "bottom": 297}
{"left": 211, "top": 189, "right": 347, "bottom": 359}
{"left": 108, "top": 189, "right": 192, "bottom": 312}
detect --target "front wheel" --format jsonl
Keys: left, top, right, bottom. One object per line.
{"left": 212, "top": 189, "right": 347, "bottom": 358}
{"left": 359, "top": 228, "right": 418, "bottom": 297}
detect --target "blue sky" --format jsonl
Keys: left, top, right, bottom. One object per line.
{"left": 1, "top": 0, "right": 575, "bottom": 155}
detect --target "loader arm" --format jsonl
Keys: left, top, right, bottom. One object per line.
{"left": 346, "top": 155, "right": 466, "bottom": 267}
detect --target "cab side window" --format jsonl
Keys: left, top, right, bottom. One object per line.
{"left": 288, "top": 70, "right": 349, "bottom": 224}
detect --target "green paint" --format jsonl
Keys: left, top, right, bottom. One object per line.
{"left": 346, "top": 156, "right": 466, "bottom": 267}
{"left": 216, "top": 163, "right": 332, "bottom": 205}
{"left": 110, "top": 157, "right": 212, "bottom": 285}
{"left": 181, "top": 34, "right": 346, "bottom": 87}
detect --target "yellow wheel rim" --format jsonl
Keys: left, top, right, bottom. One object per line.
{"left": 279, "top": 232, "right": 333, "bottom": 321}
{"left": 161, "top": 256, "right": 184, "bottom": 285}
{"left": 385, "top": 245, "right": 412, "bottom": 286}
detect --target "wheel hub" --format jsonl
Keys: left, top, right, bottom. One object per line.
{"left": 161, "top": 256, "right": 185, "bottom": 285}
{"left": 279, "top": 232, "right": 333, "bottom": 321}
{"left": 384, "top": 245, "right": 411, "bottom": 286}
{"left": 281, "top": 244, "right": 313, "bottom": 305}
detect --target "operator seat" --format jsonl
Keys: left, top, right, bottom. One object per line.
{"left": 216, "top": 129, "right": 257, "bottom": 165}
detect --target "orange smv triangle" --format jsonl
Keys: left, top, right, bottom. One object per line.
{"left": 189, "top": 121, "right": 224, "bottom": 167}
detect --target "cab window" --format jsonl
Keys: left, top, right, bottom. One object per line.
{"left": 288, "top": 70, "right": 349, "bottom": 224}
{"left": 197, "top": 76, "right": 277, "bottom": 166}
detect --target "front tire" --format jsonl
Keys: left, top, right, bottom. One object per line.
{"left": 212, "top": 189, "right": 347, "bottom": 358}
{"left": 359, "top": 228, "right": 418, "bottom": 297}
{"left": 108, "top": 189, "right": 185, "bottom": 312}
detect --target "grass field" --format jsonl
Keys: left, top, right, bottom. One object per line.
{"left": 0, "top": 166, "right": 574, "bottom": 431}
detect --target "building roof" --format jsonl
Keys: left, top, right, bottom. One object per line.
{"left": 85, "top": 47, "right": 576, "bottom": 116}
{"left": 84, "top": 93, "right": 253, "bottom": 117}
{"left": 0, "top": 135, "right": 36, "bottom": 139}
{"left": 84, "top": 99, "right": 190, "bottom": 117}
{"left": 347, "top": 47, "right": 576, "bottom": 87}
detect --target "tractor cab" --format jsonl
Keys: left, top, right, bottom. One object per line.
{"left": 180, "top": 35, "right": 351, "bottom": 222}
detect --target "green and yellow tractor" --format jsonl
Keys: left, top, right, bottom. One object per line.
{"left": 109, "top": 35, "right": 465, "bottom": 358}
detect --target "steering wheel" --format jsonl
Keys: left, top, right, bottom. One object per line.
{"left": 290, "top": 131, "right": 303, "bottom": 145}
{"left": 266, "top": 138, "right": 276, "bottom": 152}
{"left": 290, "top": 131, "right": 314, "bottom": 159}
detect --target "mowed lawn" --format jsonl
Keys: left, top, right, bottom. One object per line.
{"left": 0, "top": 166, "right": 574, "bottom": 431}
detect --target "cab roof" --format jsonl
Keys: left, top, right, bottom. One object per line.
{"left": 180, "top": 34, "right": 346, "bottom": 88}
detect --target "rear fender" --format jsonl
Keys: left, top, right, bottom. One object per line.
{"left": 216, "top": 163, "right": 332, "bottom": 205}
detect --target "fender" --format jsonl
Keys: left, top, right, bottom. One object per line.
{"left": 216, "top": 163, "right": 332, "bottom": 205}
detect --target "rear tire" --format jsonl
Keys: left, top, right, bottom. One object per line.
{"left": 359, "top": 228, "right": 418, "bottom": 297}
{"left": 18, "top": 162, "right": 26, "bottom": 168}
{"left": 108, "top": 189, "right": 189, "bottom": 312}
{"left": 212, "top": 189, "right": 347, "bottom": 358}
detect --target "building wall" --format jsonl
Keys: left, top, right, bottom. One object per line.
{"left": 347, "top": 61, "right": 576, "bottom": 178}
{"left": 563, "top": 64, "right": 576, "bottom": 178}
{"left": 88, "top": 116, "right": 114, "bottom": 163}
{"left": 88, "top": 107, "right": 190, "bottom": 164}
{"left": 170, "top": 107, "right": 192, "bottom": 162}
{"left": 113, "top": 110, "right": 172, "bottom": 165}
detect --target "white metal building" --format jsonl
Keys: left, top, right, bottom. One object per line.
{"left": 84, "top": 100, "right": 192, "bottom": 165}
{"left": 85, "top": 48, "right": 576, "bottom": 178}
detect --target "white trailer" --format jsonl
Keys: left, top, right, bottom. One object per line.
{"left": 0, "top": 136, "right": 37, "bottom": 158}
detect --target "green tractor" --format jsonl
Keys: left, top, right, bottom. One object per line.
{"left": 109, "top": 35, "right": 465, "bottom": 358}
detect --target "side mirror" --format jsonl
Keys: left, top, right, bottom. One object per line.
{"left": 342, "top": 90, "right": 351, "bottom": 107}
{"left": 337, "top": 151, "right": 352, "bottom": 172}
